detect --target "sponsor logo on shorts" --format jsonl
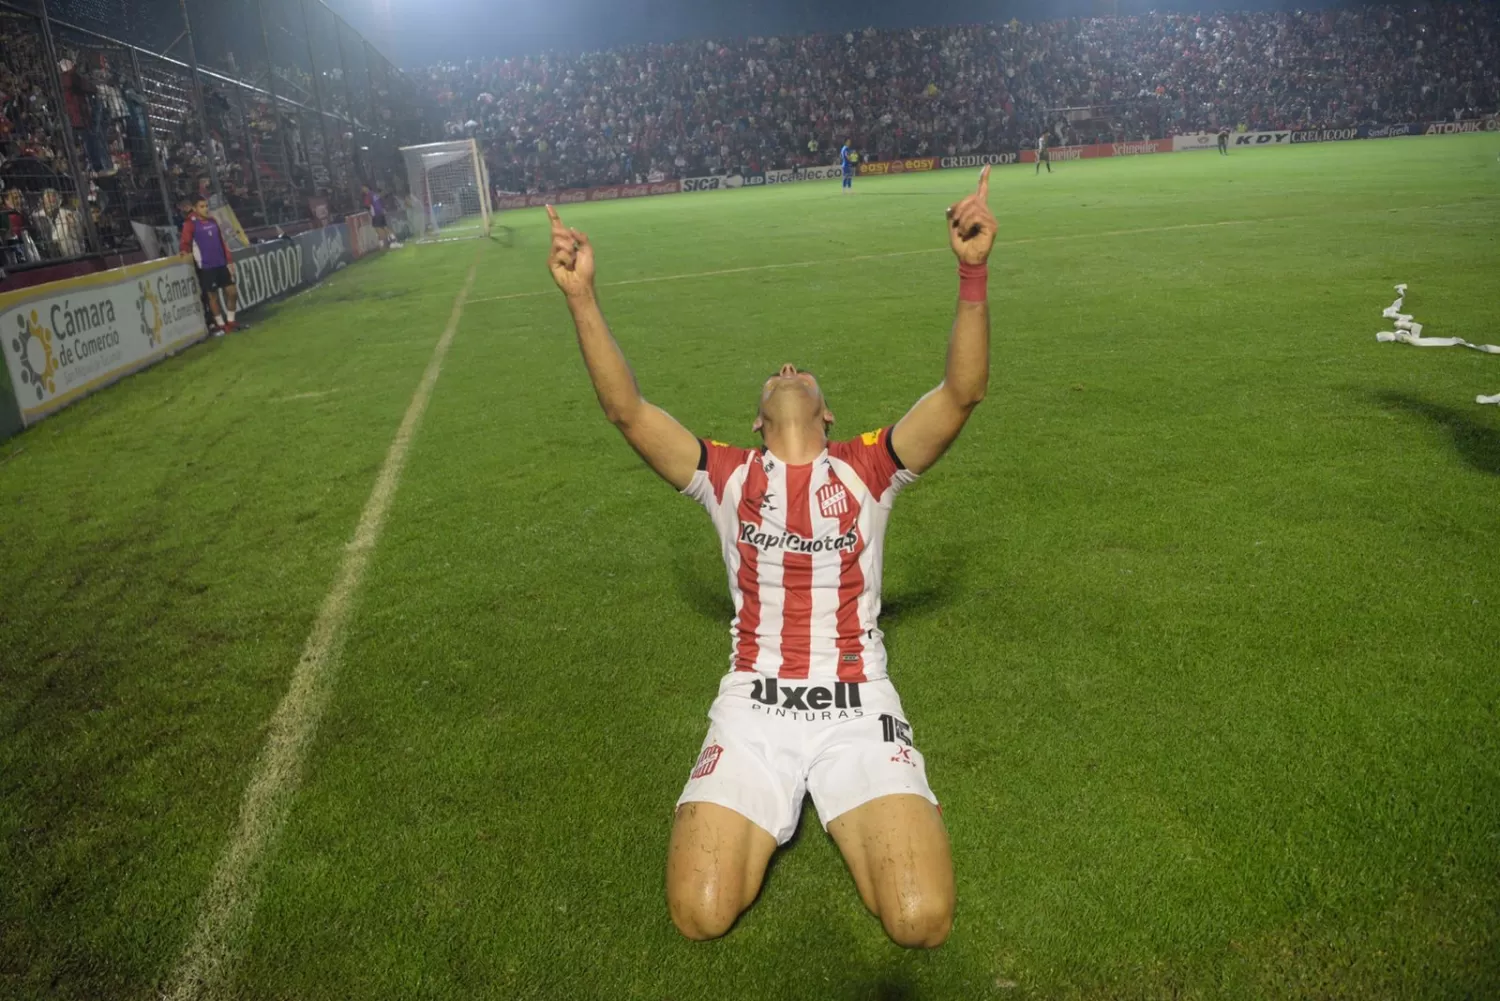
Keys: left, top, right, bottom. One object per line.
{"left": 749, "top": 678, "right": 865, "bottom": 720}
{"left": 890, "top": 746, "right": 915, "bottom": 767}
{"left": 690, "top": 743, "right": 723, "bottom": 779}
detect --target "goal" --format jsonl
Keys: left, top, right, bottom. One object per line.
{"left": 399, "top": 139, "right": 493, "bottom": 241}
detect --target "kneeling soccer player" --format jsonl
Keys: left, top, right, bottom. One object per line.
{"left": 546, "top": 167, "right": 996, "bottom": 948}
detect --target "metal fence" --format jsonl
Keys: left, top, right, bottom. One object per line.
{"left": 0, "top": 0, "right": 429, "bottom": 272}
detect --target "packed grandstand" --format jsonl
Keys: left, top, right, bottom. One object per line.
{"left": 422, "top": 4, "right": 1500, "bottom": 193}
{"left": 2, "top": 2, "right": 1497, "bottom": 269}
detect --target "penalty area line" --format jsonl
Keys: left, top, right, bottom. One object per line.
{"left": 162, "top": 253, "right": 481, "bottom": 1001}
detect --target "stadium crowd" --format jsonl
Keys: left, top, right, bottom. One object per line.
{"left": 419, "top": 3, "right": 1500, "bottom": 192}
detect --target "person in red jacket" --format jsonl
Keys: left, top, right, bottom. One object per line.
{"left": 180, "top": 197, "right": 241, "bottom": 334}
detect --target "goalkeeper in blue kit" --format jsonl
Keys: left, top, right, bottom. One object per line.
{"left": 841, "top": 141, "right": 855, "bottom": 191}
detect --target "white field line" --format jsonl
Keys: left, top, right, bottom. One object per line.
{"left": 465, "top": 199, "right": 1496, "bottom": 307}
{"left": 162, "top": 254, "right": 481, "bottom": 1001}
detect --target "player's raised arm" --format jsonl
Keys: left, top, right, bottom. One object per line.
{"left": 889, "top": 166, "right": 995, "bottom": 475}
{"left": 546, "top": 205, "right": 701, "bottom": 490}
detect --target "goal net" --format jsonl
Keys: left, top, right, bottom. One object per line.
{"left": 400, "top": 139, "right": 492, "bottom": 241}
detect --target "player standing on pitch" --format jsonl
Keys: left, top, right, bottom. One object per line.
{"left": 1217, "top": 128, "right": 1230, "bottom": 155}
{"left": 840, "top": 139, "right": 855, "bottom": 191}
{"left": 1036, "top": 134, "right": 1052, "bottom": 174}
{"left": 546, "top": 167, "right": 997, "bottom": 947}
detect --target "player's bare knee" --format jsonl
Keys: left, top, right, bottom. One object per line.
{"left": 881, "top": 894, "right": 953, "bottom": 949}
{"left": 666, "top": 881, "right": 739, "bottom": 941}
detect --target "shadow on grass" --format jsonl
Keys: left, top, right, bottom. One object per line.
{"left": 883, "top": 542, "right": 966, "bottom": 629}
{"left": 870, "top": 977, "right": 919, "bottom": 1001}
{"left": 1371, "top": 390, "right": 1500, "bottom": 475}
{"left": 675, "top": 550, "right": 736, "bottom": 623}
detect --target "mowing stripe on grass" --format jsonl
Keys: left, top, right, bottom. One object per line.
{"left": 466, "top": 198, "right": 1495, "bottom": 306}
{"left": 464, "top": 217, "right": 1259, "bottom": 304}
{"left": 162, "top": 255, "right": 481, "bottom": 1001}
{"left": 269, "top": 389, "right": 340, "bottom": 403}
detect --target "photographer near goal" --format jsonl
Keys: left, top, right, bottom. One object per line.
{"left": 547, "top": 167, "right": 996, "bottom": 946}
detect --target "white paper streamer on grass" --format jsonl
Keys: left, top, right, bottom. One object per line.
{"left": 1374, "top": 283, "right": 1499, "bottom": 404}
{"left": 1376, "top": 330, "right": 1500, "bottom": 353}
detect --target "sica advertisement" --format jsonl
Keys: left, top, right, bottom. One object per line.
{"left": 1, "top": 257, "right": 208, "bottom": 427}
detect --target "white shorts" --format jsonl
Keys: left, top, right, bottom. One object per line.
{"left": 677, "top": 673, "right": 938, "bottom": 845}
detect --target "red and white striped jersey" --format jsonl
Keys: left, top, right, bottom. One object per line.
{"left": 682, "top": 427, "right": 917, "bottom": 683}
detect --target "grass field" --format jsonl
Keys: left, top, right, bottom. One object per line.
{"left": 2, "top": 134, "right": 1499, "bottom": 1001}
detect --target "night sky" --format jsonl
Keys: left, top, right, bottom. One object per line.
{"left": 328, "top": 0, "right": 1370, "bottom": 68}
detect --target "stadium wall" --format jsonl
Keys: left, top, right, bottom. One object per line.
{"left": 0, "top": 257, "right": 210, "bottom": 429}
{"left": 1174, "top": 116, "right": 1497, "bottom": 150}
{"left": 0, "top": 211, "right": 387, "bottom": 438}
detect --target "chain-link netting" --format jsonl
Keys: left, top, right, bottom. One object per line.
{"left": 1, "top": 0, "right": 416, "bottom": 270}
{"left": 2, "top": 5, "right": 98, "bottom": 263}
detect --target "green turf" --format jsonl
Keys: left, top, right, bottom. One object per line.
{"left": 2, "top": 135, "right": 1499, "bottom": 1001}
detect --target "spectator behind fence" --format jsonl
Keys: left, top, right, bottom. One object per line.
{"left": 33, "top": 187, "right": 84, "bottom": 258}
{"left": 58, "top": 57, "right": 112, "bottom": 177}
{"left": 0, "top": 186, "right": 40, "bottom": 264}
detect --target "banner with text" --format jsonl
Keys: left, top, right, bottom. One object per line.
{"left": 228, "top": 223, "right": 354, "bottom": 315}
{"left": 298, "top": 223, "right": 354, "bottom": 287}
{"left": 1173, "top": 131, "right": 1292, "bottom": 151}
{"left": 1359, "top": 122, "right": 1422, "bottom": 139}
{"left": 1292, "top": 128, "right": 1360, "bottom": 143}
{"left": 681, "top": 174, "right": 747, "bottom": 192}
{"left": 747, "top": 163, "right": 845, "bottom": 185}
{"left": 1, "top": 256, "right": 208, "bottom": 426}
{"left": 1422, "top": 118, "right": 1499, "bottom": 135}
{"left": 939, "top": 152, "right": 1020, "bottom": 168}
{"left": 857, "top": 156, "right": 938, "bottom": 176}
{"left": 1021, "top": 139, "right": 1172, "bottom": 162}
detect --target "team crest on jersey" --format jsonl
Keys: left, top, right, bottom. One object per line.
{"left": 816, "top": 482, "right": 850, "bottom": 518}
{"left": 690, "top": 743, "right": 723, "bottom": 779}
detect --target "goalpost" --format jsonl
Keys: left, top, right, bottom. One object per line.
{"left": 399, "top": 139, "right": 493, "bottom": 241}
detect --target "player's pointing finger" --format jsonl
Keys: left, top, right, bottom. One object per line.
{"left": 545, "top": 204, "right": 564, "bottom": 231}
{"left": 977, "top": 164, "right": 990, "bottom": 200}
